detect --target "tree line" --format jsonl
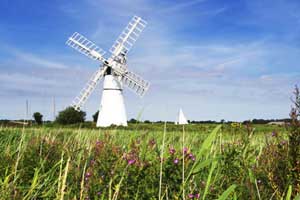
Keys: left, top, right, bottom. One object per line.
{"left": 0, "top": 106, "right": 291, "bottom": 126}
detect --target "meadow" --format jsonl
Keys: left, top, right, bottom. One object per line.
{"left": 0, "top": 123, "right": 299, "bottom": 200}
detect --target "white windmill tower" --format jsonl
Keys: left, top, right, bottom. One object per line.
{"left": 66, "top": 16, "right": 150, "bottom": 127}
{"left": 176, "top": 108, "right": 189, "bottom": 125}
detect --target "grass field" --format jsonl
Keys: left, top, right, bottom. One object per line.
{"left": 0, "top": 123, "right": 299, "bottom": 199}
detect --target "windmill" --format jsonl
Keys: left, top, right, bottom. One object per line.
{"left": 66, "top": 16, "right": 150, "bottom": 127}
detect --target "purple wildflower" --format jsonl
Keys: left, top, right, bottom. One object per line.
{"left": 271, "top": 132, "right": 277, "bottom": 137}
{"left": 280, "top": 140, "right": 287, "bottom": 145}
{"left": 97, "top": 191, "right": 101, "bottom": 196}
{"left": 85, "top": 172, "right": 91, "bottom": 178}
{"left": 194, "top": 193, "right": 200, "bottom": 199}
{"left": 149, "top": 139, "right": 156, "bottom": 146}
{"left": 188, "top": 194, "right": 194, "bottom": 198}
{"left": 183, "top": 147, "right": 188, "bottom": 154}
{"left": 90, "top": 160, "right": 95, "bottom": 165}
{"left": 128, "top": 159, "right": 136, "bottom": 165}
{"left": 191, "top": 156, "right": 196, "bottom": 161}
{"left": 174, "top": 158, "right": 179, "bottom": 164}
{"left": 188, "top": 153, "right": 196, "bottom": 161}
{"left": 169, "top": 147, "right": 176, "bottom": 154}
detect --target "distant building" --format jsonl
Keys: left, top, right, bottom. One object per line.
{"left": 267, "top": 121, "right": 285, "bottom": 125}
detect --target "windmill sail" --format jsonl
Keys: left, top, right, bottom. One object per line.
{"left": 177, "top": 109, "right": 188, "bottom": 125}
{"left": 120, "top": 70, "right": 150, "bottom": 97}
{"left": 71, "top": 66, "right": 108, "bottom": 111}
{"left": 110, "top": 16, "right": 147, "bottom": 56}
{"left": 66, "top": 32, "right": 107, "bottom": 62}
{"left": 111, "top": 63, "right": 150, "bottom": 97}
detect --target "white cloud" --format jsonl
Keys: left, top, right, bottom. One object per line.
{"left": 13, "top": 51, "right": 69, "bottom": 69}
{"left": 158, "top": 0, "right": 207, "bottom": 14}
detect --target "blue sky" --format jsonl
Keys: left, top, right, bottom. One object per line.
{"left": 0, "top": 0, "right": 300, "bottom": 121}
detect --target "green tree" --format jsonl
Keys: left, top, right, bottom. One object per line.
{"left": 128, "top": 118, "right": 138, "bottom": 123}
{"left": 92, "top": 111, "right": 99, "bottom": 123}
{"left": 55, "top": 107, "right": 86, "bottom": 125}
{"left": 33, "top": 112, "right": 43, "bottom": 125}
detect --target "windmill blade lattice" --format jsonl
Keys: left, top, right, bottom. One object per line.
{"left": 71, "top": 66, "right": 108, "bottom": 111}
{"left": 66, "top": 32, "right": 107, "bottom": 63}
{"left": 121, "top": 70, "right": 150, "bottom": 97}
{"left": 110, "top": 16, "right": 147, "bottom": 56}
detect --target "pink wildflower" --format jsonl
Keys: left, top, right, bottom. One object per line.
{"left": 174, "top": 158, "right": 179, "bottom": 164}
{"left": 128, "top": 159, "right": 136, "bottom": 165}
{"left": 183, "top": 147, "right": 188, "bottom": 154}
{"left": 169, "top": 147, "right": 176, "bottom": 154}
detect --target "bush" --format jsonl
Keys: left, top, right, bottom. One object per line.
{"left": 55, "top": 107, "right": 86, "bottom": 125}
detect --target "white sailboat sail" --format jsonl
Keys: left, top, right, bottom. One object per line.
{"left": 177, "top": 108, "right": 188, "bottom": 125}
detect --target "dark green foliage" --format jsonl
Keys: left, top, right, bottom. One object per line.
{"left": 55, "top": 107, "right": 86, "bottom": 125}
{"left": 92, "top": 111, "right": 99, "bottom": 123}
{"left": 128, "top": 118, "right": 138, "bottom": 123}
{"left": 33, "top": 112, "right": 43, "bottom": 125}
{"left": 242, "top": 118, "right": 291, "bottom": 124}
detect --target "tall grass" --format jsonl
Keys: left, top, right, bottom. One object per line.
{"left": 158, "top": 122, "right": 166, "bottom": 200}
{"left": 0, "top": 123, "right": 298, "bottom": 199}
